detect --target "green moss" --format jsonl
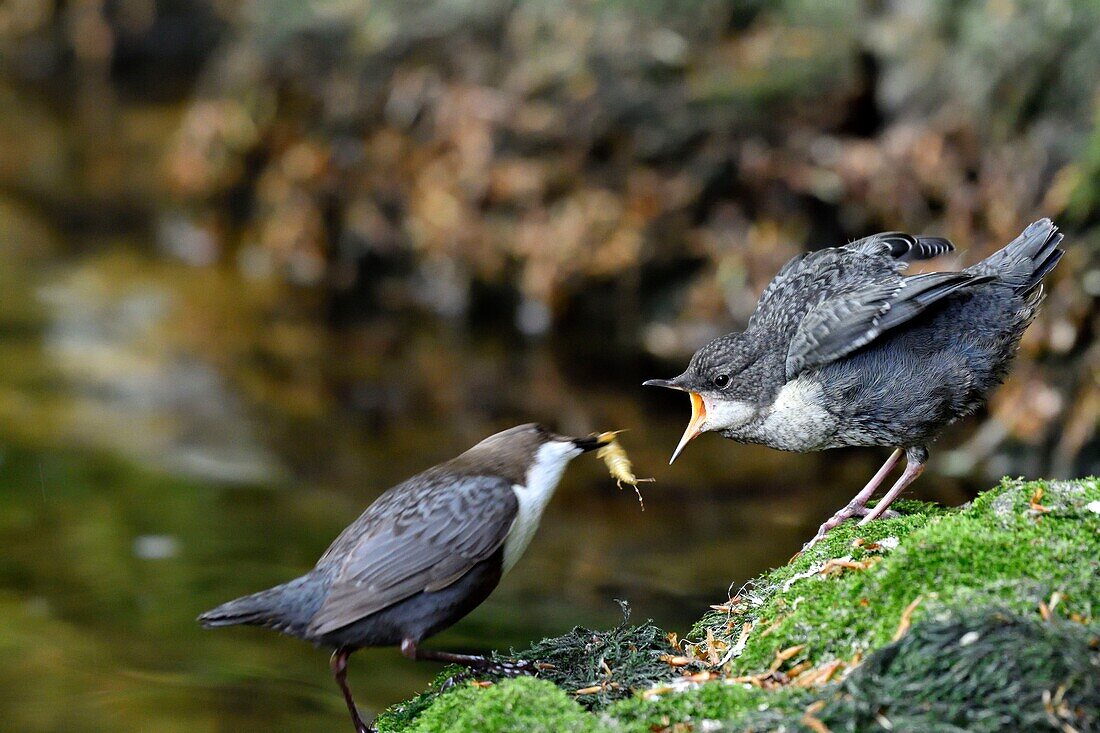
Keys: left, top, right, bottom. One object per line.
{"left": 610, "top": 610, "right": 1100, "bottom": 733}
{"left": 380, "top": 479, "right": 1100, "bottom": 731}
{"left": 373, "top": 672, "right": 460, "bottom": 733}
{"left": 375, "top": 606, "right": 695, "bottom": 730}
{"left": 693, "top": 478, "right": 1100, "bottom": 678}
{"left": 606, "top": 678, "right": 813, "bottom": 731}
{"left": 399, "top": 677, "right": 599, "bottom": 733}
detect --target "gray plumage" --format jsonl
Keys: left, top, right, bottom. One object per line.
{"left": 647, "top": 220, "right": 1064, "bottom": 544}
{"left": 666, "top": 220, "right": 1062, "bottom": 450}
{"left": 309, "top": 472, "right": 516, "bottom": 637}
{"left": 199, "top": 423, "right": 589, "bottom": 647}
{"left": 198, "top": 424, "right": 604, "bottom": 732}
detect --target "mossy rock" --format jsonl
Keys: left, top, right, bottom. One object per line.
{"left": 610, "top": 610, "right": 1100, "bottom": 732}
{"left": 401, "top": 677, "right": 599, "bottom": 733}
{"left": 377, "top": 478, "right": 1100, "bottom": 732}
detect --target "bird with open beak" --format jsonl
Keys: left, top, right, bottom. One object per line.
{"left": 646, "top": 220, "right": 1064, "bottom": 549}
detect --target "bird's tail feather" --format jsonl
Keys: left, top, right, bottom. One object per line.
{"left": 198, "top": 574, "right": 315, "bottom": 634}
{"left": 198, "top": 587, "right": 284, "bottom": 628}
{"left": 968, "top": 218, "right": 1065, "bottom": 294}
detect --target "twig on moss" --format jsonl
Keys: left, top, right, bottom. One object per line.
{"left": 820, "top": 556, "right": 880, "bottom": 575}
{"left": 801, "top": 700, "right": 832, "bottom": 733}
{"left": 793, "top": 659, "right": 844, "bottom": 688}
{"left": 892, "top": 596, "right": 924, "bottom": 641}
{"left": 769, "top": 644, "right": 806, "bottom": 673}
{"left": 716, "top": 621, "right": 754, "bottom": 668}
{"left": 1030, "top": 486, "right": 1051, "bottom": 515}
{"left": 1039, "top": 591, "right": 1065, "bottom": 621}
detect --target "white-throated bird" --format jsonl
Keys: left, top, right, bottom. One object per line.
{"left": 199, "top": 424, "right": 607, "bottom": 733}
{"left": 645, "top": 219, "right": 1063, "bottom": 547}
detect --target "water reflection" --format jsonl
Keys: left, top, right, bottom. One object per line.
{"left": 38, "top": 259, "right": 278, "bottom": 484}
{"left": 0, "top": 228, "right": 974, "bottom": 730}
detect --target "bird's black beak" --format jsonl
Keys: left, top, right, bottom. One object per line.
{"left": 643, "top": 378, "right": 686, "bottom": 391}
{"left": 571, "top": 433, "right": 613, "bottom": 453}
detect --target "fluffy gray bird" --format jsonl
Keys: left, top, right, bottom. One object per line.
{"left": 199, "top": 424, "right": 606, "bottom": 733}
{"left": 645, "top": 219, "right": 1063, "bottom": 547}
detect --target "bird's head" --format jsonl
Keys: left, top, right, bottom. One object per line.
{"left": 644, "top": 332, "right": 765, "bottom": 463}
{"left": 462, "top": 423, "right": 609, "bottom": 482}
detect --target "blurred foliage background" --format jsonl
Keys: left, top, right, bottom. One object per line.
{"left": 0, "top": 0, "right": 1096, "bottom": 731}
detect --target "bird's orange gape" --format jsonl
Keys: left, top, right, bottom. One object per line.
{"left": 671, "top": 392, "right": 706, "bottom": 464}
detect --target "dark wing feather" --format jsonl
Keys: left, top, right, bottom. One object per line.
{"left": 308, "top": 473, "right": 517, "bottom": 636}
{"left": 749, "top": 240, "right": 903, "bottom": 333}
{"left": 750, "top": 251, "right": 809, "bottom": 326}
{"left": 785, "top": 271, "right": 987, "bottom": 379}
{"left": 748, "top": 230, "right": 959, "bottom": 379}
{"left": 784, "top": 279, "right": 905, "bottom": 378}
{"left": 847, "top": 232, "right": 954, "bottom": 261}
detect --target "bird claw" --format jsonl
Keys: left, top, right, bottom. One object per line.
{"left": 485, "top": 658, "right": 540, "bottom": 678}
{"left": 804, "top": 505, "right": 901, "bottom": 551}
{"left": 437, "top": 670, "right": 473, "bottom": 691}
{"left": 804, "top": 509, "right": 855, "bottom": 551}
{"left": 801, "top": 529, "right": 829, "bottom": 553}
{"left": 434, "top": 658, "right": 539, "bottom": 692}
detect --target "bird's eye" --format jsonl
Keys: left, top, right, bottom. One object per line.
{"left": 713, "top": 374, "right": 730, "bottom": 388}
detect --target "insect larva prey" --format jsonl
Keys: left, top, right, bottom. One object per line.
{"left": 594, "top": 431, "right": 654, "bottom": 510}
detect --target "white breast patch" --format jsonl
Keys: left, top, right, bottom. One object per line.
{"left": 758, "top": 376, "right": 835, "bottom": 451}
{"left": 501, "top": 441, "right": 579, "bottom": 574}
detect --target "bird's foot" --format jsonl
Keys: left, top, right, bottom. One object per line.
{"left": 803, "top": 508, "right": 858, "bottom": 552}
{"left": 802, "top": 505, "right": 900, "bottom": 552}
{"left": 437, "top": 657, "right": 546, "bottom": 688}
{"left": 437, "top": 670, "right": 473, "bottom": 691}
{"left": 482, "top": 657, "right": 543, "bottom": 678}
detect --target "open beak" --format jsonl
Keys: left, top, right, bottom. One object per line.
{"left": 643, "top": 377, "right": 705, "bottom": 464}
{"left": 669, "top": 392, "right": 706, "bottom": 464}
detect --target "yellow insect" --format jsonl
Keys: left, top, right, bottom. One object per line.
{"left": 595, "top": 431, "right": 654, "bottom": 511}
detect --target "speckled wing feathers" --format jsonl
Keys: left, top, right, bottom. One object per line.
{"left": 783, "top": 278, "right": 904, "bottom": 377}
{"left": 851, "top": 232, "right": 954, "bottom": 261}
{"left": 749, "top": 232, "right": 930, "bottom": 333}
{"left": 308, "top": 472, "right": 518, "bottom": 636}
{"left": 750, "top": 252, "right": 810, "bottom": 326}
{"left": 785, "top": 270, "right": 984, "bottom": 379}
{"left": 747, "top": 231, "right": 966, "bottom": 380}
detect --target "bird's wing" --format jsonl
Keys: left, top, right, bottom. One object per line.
{"left": 307, "top": 472, "right": 518, "bottom": 636}
{"left": 845, "top": 232, "right": 954, "bottom": 261}
{"left": 748, "top": 251, "right": 812, "bottom": 330}
{"left": 785, "top": 270, "right": 986, "bottom": 380}
{"left": 748, "top": 236, "right": 913, "bottom": 333}
{"left": 748, "top": 232, "right": 958, "bottom": 371}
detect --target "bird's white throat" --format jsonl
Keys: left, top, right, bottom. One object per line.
{"left": 704, "top": 397, "right": 756, "bottom": 432}
{"left": 502, "top": 440, "right": 581, "bottom": 574}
